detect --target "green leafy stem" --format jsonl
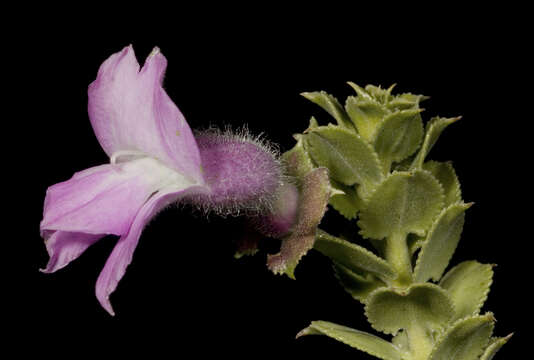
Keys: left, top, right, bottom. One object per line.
{"left": 284, "top": 84, "right": 511, "bottom": 360}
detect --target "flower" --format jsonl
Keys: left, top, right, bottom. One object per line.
{"left": 40, "top": 45, "right": 289, "bottom": 315}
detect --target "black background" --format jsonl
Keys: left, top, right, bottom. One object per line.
{"left": 9, "top": 10, "right": 528, "bottom": 359}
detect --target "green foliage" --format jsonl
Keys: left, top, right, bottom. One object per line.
{"left": 290, "top": 83, "right": 511, "bottom": 359}
{"left": 411, "top": 116, "right": 461, "bottom": 169}
{"left": 301, "top": 91, "right": 354, "bottom": 129}
{"left": 439, "top": 261, "right": 494, "bottom": 321}
{"left": 414, "top": 202, "right": 471, "bottom": 283}
{"left": 297, "top": 321, "right": 402, "bottom": 360}
{"left": 303, "top": 125, "right": 383, "bottom": 197}
{"left": 328, "top": 180, "right": 362, "bottom": 220}
{"left": 333, "top": 263, "right": 386, "bottom": 302}
{"left": 315, "top": 230, "right": 395, "bottom": 281}
{"left": 345, "top": 95, "right": 389, "bottom": 141}
{"left": 479, "top": 334, "right": 513, "bottom": 360}
{"left": 358, "top": 170, "right": 444, "bottom": 240}
{"left": 364, "top": 283, "right": 454, "bottom": 336}
{"left": 423, "top": 161, "right": 462, "bottom": 206}
{"left": 428, "top": 314, "right": 495, "bottom": 360}
{"left": 372, "top": 109, "right": 424, "bottom": 172}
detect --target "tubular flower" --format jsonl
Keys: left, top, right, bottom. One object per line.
{"left": 40, "top": 45, "right": 289, "bottom": 315}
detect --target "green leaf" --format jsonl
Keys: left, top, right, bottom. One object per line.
{"left": 439, "top": 261, "right": 494, "bottom": 321}
{"left": 281, "top": 135, "right": 315, "bottom": 181}
{"left": 414, "top": 202, "right": 472, "bottom": 283}
{"left": 358, "top": 170, "right": 444, "bottom": 240}
{"left": 372, "top": 109, "right": 424, "bottom": 172}
{"left": 333, "top": 263, "right": 386, "bottom": 302}
{"left": 347, "top": 81, "right": 373, "bottom": 100}
{"left": 345, "top": 96, "right": 389, "bottom": 141}
{"left": 480, "top": 334, "right": 513, "bottom": 360}
{"left": 301, "top": 91, "right": 354, "bottom": 129}
{"left": 297, "top": 321, "right": 402, "bottom": 360}
{"left": 304, "top": 125, "right": 384, "bottom": 197}
{"left": 328, "top": 180, "right": 362, "bottom": 220}
{"left": 387, "top": 93, "right": 428, "bottom": 111}
{"left": 307, "top": 116, "right": 319, "bottom": 129}
{"left": 429, "top": 314, "right": 495, "bottom": 360}
{"left": 407, "top": 233, "right": 424, "bottom": 256}
{"left": 412, "top": 116, "right": 461, "bottom": 169}
{"left": 315, "top": 230, "right": 396, "bottom": 280}
{"left": 423, "top": 161, "right": 462, "bottom": 206}
{"left": 365, "top": 283, "right": 454, "bottom": 335}
{"left": 365, "top": 84, "right": 394, "bottom": 104}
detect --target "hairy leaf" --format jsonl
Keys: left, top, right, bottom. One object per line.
{"left": 408, "top": 233, "right": 424, "bottom": 256}
{"left": 281, "top": 135, "right": 315, "bottom": 181}
{"left": 365, "top": 283, "right": 454, "bottom": 335}
{"left": 301, "top": 91, "right": 354, "bottom": 129}
{"left": 304, "top": 125, "right": 383, "bottom": 197}
{"left": 480, "top": 334, "right": 513, "bottom": 360}
{"left": 358, "top": 170, "right": 444, "bottom": 240}
{"left": 365, "top": 84, "right": 395, "bottom": 104}
{"left": 412, "top": 116, "right": 460, "bottom": 169}
{"left": 334, "top": 263, "right": 386, "bottom": 302}
{"left": 345, "top": 96, "right": 389, "bottom": 141}
{"left": 440, "top": 261, "right": 494, "bottom": 321}
{"left": 372, "top": 109, "right": 424, "bottom": 172}
{"left": 297, "top": 321, "right": 402, "bottom": 360}
{"left": 429, "top": 314, "right": 494, "bottom": 360}
{"left": 423, "top": 161, "right": 462, "bottom": 206}
{"left": 315, "top": 230, "right": 396, "bottom": 280}
{"left": 328, "top": 180, "right": 362, "bottom": 220}
{"left": 387, "top": 93, "right": 428, "bottom": 111}
{"left": 414, "top": 202, "right": 471, "bottom": 283}
{"left": 347, "top": 81, "right": 374, "bottom": 100}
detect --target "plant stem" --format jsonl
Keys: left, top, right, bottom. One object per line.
{"left": 385, "top": 232, "right": 413, "bottom": 287}
{"left": 408, "top": 321, "right": 433, "bottom": 360}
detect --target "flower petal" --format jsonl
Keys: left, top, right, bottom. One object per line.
{"left": 41, "top": 158, "right": 186, "bottom": 235}
{"left": 41, "top": 158, "right": 202, "bottom": 274}
{"left": 88, "top": 45, "right": 203, "bottom": 183}
{"left": 95, "top": 185, "right": 207, "bottom": 315}
{"left": 40, "top": 231, "right": 102, "bottom": 273}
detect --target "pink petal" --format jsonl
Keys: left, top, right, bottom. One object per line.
{"left": 40, "top": 231, "right": 102, "bottom": 273}
{"left": 95, "top": 185, "right": 208, "bottom": 316}
{"left": 41, "top": 158, "right": 203, "bottom": 274}
{"left": 88, "top": 45, "right": 203, "bottom": 183}
{"left": 42, "top": 160, "right": 165, "bottom": 236}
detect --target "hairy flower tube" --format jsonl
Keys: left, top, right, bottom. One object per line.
{"left": 40, "top": 45, "right": 300, "bottom": 315}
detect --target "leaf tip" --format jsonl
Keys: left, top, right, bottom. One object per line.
{"left": 295, "top": 323, "right": 315, "bottom": 338}
{"left": 464, "top": 201, "right": 475, "bottom": 209}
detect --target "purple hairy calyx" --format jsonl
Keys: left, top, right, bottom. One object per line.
{"left": 192, "top": 129, "right": 295, "bottom": 220}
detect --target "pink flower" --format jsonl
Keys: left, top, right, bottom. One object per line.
{"left": 40, "top": 46, "right": 293, "bottom": 315}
